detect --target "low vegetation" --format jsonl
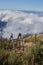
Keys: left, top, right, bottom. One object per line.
{"left": 0, "top": 34, "right": 43, "bottom": 65}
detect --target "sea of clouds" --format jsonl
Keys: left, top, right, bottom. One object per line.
{"left": 0, "top": 10, "right": 43, "bottom": 38}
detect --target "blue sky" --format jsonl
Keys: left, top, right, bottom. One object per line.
{"left": 0, "top": 0, "right": 43, "bottom": 11}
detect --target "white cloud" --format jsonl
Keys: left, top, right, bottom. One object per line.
{"left": 0, "top": 10, "right": 43, "bottom": 38}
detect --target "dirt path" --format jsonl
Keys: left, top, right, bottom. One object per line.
{"left": 24, "top": 42, "right": 33, "bottom": 47}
